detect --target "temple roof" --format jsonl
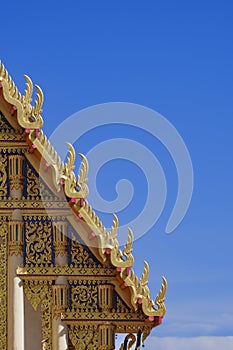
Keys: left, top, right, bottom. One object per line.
{"left": 0, "top": 61, "right": 167, "bottom": 322}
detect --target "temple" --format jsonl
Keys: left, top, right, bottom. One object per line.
{"left": 0, "top": 62, "right": 167, "bottom": 350}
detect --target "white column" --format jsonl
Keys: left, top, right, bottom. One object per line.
{"left": 13, "top": 275, "right": 25, "bottom": 350}
{"left": 52, "top": 277, "right": 69, "bottom": 350}
{"left": 8, "top": 153, "right": 25, "bottom": 350}
{"left": 8, "top": 214, "right": 25, "bottom": 350}
{"left": 8, "top": 252, "right": 24, "bottom": 350}
{"left": 52, "top": 220, "right": 69, "bottom": 350}
{"left": 53, "top": 316, "right": 68, "bottom": 350}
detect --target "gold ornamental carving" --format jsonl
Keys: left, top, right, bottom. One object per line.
{"left": 8, "top": 220, "right": 24, "bottom": 256}
{"left": 0, "top": 62, "right": 168, "bottom": 349}
{"left": 52, "top": 221, "right": 68, "bottom": 256}
{"left": 8, "top": 154, "right": 24, "bottom": 191}
{"left": 25, "top": 220, "right": 52, "bottom": 265}
{"left": 24, "top": 280, "right": 53, "bottom": 349}
{"left": 110, "top": 224, "right": 134, "bottom": 268}
{"left": 41, "top": 282, "right": 53, "bottom": 350}
{"left": 26, "top": 165, "right": 40, "bottom": 198}
{"left": 52, "top": 284, "right": 69, "bottom": 316}
{"left": 17, "top": 263, "right": 114, "bottom": 277}
{"left": 0, "top": 153, "right": 7, "bottom": 197}
{"left": 99, "top": 323, "right": 116, "bottom": 350}
{"left": 71, "top": 234, "right": 100, "bottom": 268}
{"left": 69, "top": 325, "right": 99, "bottom": 350}
{"left": 61, "top": 142, "right": 89, "bottom": 199}
{"left": 71, "top": 280, "right": 98, "bottom": 311}
{"left": 0, "top": 112, "right": 14, "bottom": 134}
{"left": 119, "top": 261, "right": 167, "bottom": 317}
{"left": 0, "top": 62, "right": 43, "bottom": 129}
{"left": 0, "top": 219, "right": 7, "bottom": 350}
{"left": 26, "top": 165, "right": 54, "bottom": 200}
{"left": 23, "top": 280, "right": 48, "bottom": 311}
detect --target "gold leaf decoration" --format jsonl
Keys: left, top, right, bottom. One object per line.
{"left": 71, "top": 280, "right": 98, "bottom": 311}
{"left": 69, "top": 325, "right": 99, "bottom": 350}
{"left": 25, "top": 220, "right": 52, "bottom": 265}
{"left": 0, "top": 62, "right": 43, "bottom": 129}
{"left": 41, "top": 282, "right": 53, "bottom": 350}
{"left": 110, "top": 226, "right": 134, "bottom": 268}
{"left": 71, "top": 234, "right": 100, "bottom": 268}
{"left": 23, "top": 280, "right": 45, "bottom": 311}
{"left": 0, "top": 153, "right": 7, "bottom": 197}
{"left": 61, "top": 143, "right": 89, "bottom": 199}
{"left": 0, "top": 219, "right": 7, "bottom": 350}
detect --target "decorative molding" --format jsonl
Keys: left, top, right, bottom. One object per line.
{"left": 8, "top": 220, "right": 24, "bottom": 256}
{"left": 41, "top": 282, "right": 53, "bottom": 350}
{"left": 61, "top": 310, "right": 146, "bottom": 322}
{"left": 69, "top": 325, "right": 99, "bottom": 350}
{"left": 0, "top": 219, "right": 7, "bottom": 350}
{"left": 52, "top": 221, "right": 68, "bottom": 256}
{"left": 8, "top": 154, "right": 24, "bottom": 191}
{"left": 17, "top": 264, "right": 115, "bottom": 277}
{"left": 0, "top": 153, "right": 7, "bottom": 197}
{"left": 52, "top": 284, "right": 69, "bottom": 317}
{"left": 24, "top": 279, "right": 46, "bottom": 311}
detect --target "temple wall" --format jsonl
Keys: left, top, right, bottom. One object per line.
{"left": 24, "top": 295, "right": 42, "bottom": 350}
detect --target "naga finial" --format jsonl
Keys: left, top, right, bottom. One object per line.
{"left": 61, "top": 143, "right": 89, "bottom": 199}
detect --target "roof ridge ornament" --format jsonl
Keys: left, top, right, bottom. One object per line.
{"left": 61, "top": 142, "right": 89, "bottom": 199}
{"left": 0, "top": 62, "right": 167, "bottom": 319}
{"left": 0, "top": 62, "right": 43, "bottom": 129}
{"left": 117, "top": 259, "right": 167, "bottom": 317}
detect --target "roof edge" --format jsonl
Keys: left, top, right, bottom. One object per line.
{"left": 0, "top": 62, "right": 167, "bottom": 318}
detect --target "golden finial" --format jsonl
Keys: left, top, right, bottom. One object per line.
{"left": 23, "top": 74, "right": 33, "bottom": 104}
{"left": 33, "top": 84, "right": 44, "bottom": 117}
{"left": 123, "top": 228, "right": 133, "bottom": 258}
{"left": 77, "top": 153, "right": 89, "bottom": 198}
{"left": 140, "top": 261, "right": 149, "bottom": 288}
{"left": 155, "top": 276, "right": 167, "bottom": 314}
{"left": 0, "top": 62, "right": 43, "bottom": 128}
{"left": 65, "top": 142, "right": 76, "bottom": 173}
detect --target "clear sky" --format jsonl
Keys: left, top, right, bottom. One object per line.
{"left": 1, "top": 1, "right": 233, "bottom": 349}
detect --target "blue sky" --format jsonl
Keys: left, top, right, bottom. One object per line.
{"left": 1, "top": 1, "right": 233, "bottom": 348}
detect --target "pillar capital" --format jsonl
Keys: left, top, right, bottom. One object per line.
{"left": 52, "top": 284, "right": 69, "bottom": 317}
{"left": 52, "top": 221, "right": 68, "bottom": 257}
{"left": 99, "top": 323, "right": 116, "bottom": 350}
{"left": 8, "top": 154, "right": 24, "bottom": 194}
{"left": 8, "top": 220, "right": 24, "bottom": 256}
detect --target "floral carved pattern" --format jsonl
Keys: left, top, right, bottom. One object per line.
{"left": 0, "top": 219, "right": 7, "bottom": 350}
{"left": 0, "top": 153, "right": 7, "bottom": 197}
{"left": 26, "top": 165, "right": 55, "bottom": 200}
{"left": 25, "top": 220, "right": 52, "bottom": 265}
{"left": 69, "top": 325, "right": 99, "bottom": 350}
{"left": 71, "top": 280, "right": 98, "bottom": 311}
{"left": 71, "top": 236, "right": 100, "bottom": 268}
{"left": 41, "top": 282, "right": 53, "bottom": 350}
